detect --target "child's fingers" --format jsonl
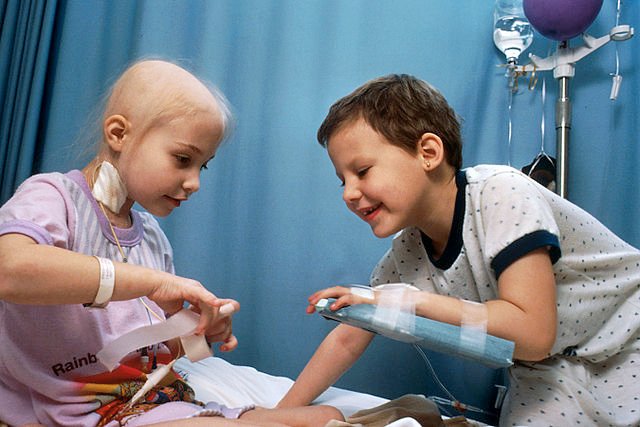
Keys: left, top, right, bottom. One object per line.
{"left": 307, "top": 286, "right": 350, "bottom": 304}
{"left": 329, "top": 295, "right": 352, "bottom": 311}
{"left": 308, "top": 285, "right": 375, "bottom": 310}
{"left": 194, "top": 304, "right": 215, "bottom": 335}
{"left": 205, "top": 314, "right": 232, "bottom": 337}
{"left": 219, "top": 334, "right": 238, "bottom": 352}
{"left": 214, "top": 298, "right": 240, "bottom": 317}
{"left": 205, "top": 319, "right": 236, "bottom": 351}
{"left": 329, "top": 294, "right": 376, "bottom": 311}
{"left": 307, "top": 290, "right": 327, "bottom": 303}
{"left": 307, "top": 290, "right": 375, "bottom": 313}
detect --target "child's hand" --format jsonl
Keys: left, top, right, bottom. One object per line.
{"left": 306, "top": 285, "right": 376, "bottom": 314}
{"left": 147, "top": 275, "right": 230, "bottom": 335}
{"left": 191, "top": 299, "right": 240, "bottom": 353}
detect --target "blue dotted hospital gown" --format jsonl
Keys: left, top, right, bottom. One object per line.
{"left": 370, "top": 165, "right": 640, "bottom": 427}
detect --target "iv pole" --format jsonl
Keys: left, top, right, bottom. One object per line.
{"left": 515, "top": 24, "right": 633, "bottom": 198}
{"left": 555, "top": 45, "right": 571, "bottom": 199}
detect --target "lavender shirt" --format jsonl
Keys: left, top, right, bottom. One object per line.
{"left": 0, "top": 170, "right": 174, "bottom": 426}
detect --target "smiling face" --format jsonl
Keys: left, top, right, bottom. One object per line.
{"left": 328, "top": 118, "right": 430, "bottom": 238}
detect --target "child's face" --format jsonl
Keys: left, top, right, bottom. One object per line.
{"left": 117, "top": 112, "right": 223, "bottom": 217}
{"left": 327, "top": 118, "right": 429, "bottom": 238}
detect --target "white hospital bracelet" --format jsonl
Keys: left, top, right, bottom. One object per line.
{"left": 89, "top": 256, "right": 115, "bottom": 308}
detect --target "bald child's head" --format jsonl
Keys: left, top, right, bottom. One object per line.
{"left": 100, "top": 60, "right": 232, "bottom": 154}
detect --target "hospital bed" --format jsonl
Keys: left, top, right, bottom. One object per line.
{"left": 176, "top": 356, "right": 389, "bottom": 420}
{"left": 175, "top": 356, "right": 487, "bottom": 427}
{"left": 172, "top": 298, "right": 514, "bottom": 426}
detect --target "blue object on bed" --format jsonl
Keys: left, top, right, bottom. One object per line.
{"left": 316, "top": 298, "right": 514, "bottom": 369}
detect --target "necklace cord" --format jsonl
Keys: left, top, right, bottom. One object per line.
{"left": 97, "top": 201, "right": 129, "bottom": 263}
{"left": 91, "top": 163, "right": 188, "bottom": 384}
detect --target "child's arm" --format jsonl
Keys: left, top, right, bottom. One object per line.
{"left": 304, "top": 249, "right": 556, "bottom": 361}
{"left": 0, "top": 233, "right": 235, "bottom": 336}
{"left": 411, "top": 248, "right": 557, "bottom": 361}
{"left": 489, "top": 247, "right": 557, "bottom": 360}
{"left": 277, "top": 323, "right": 374, "bottom": 408}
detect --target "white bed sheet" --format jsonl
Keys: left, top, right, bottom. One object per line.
{"left": 174, "top": 356, "right": 387, "bottom": 418}
{"left": 175, "top": 356, "right": 486, "bottom": 427}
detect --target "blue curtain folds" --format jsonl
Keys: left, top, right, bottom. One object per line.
{"left": 0, "top": 0, "right": 58, "bottom": 202}
{"left": 1, "top": 1, "right": 638, "bottom": 423}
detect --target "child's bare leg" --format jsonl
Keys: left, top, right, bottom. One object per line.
{"left": 240, "top": 405, "right": 344, "bottom": 427}
{"left": 136, "top": 404, "right": 344, "bottom": 427}
{"left": 146, "top": 405, "right": 344, "bottom": 427}
{"left": 146, "top": 418, "right": 287, "bottom": 427}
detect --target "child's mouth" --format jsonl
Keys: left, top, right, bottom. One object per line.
{"left": 165, "top": 196, "right": 182, "bottom": 207}
{"left": 360, "top": 204, "right": 380, "bottom": 220}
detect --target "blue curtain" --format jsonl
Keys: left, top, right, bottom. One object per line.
{"left": 0, "top": 0, "right": 58, "bottom": 201}
{"left": 2, "top": 1, "right": 638, "bottom": 422}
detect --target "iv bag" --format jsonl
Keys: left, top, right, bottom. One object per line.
{"left": 493, "top": 0, "right": 534, "bottom": 64}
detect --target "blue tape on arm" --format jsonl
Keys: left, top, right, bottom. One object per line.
{"left": 317, "top": 298, "right": 514, "bottom": 369}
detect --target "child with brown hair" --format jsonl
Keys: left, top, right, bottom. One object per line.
{"left": 278, "top": 74, "right": 640, "bottom": 426}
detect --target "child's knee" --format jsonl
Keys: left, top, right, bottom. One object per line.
{"left": 315, "top": 405, "right": 344, "bottom": 423}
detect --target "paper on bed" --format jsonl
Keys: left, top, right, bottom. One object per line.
{"left": 316, "top": 299, "right": 514, "bottom": 369}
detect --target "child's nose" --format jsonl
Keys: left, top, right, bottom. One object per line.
{"left": 342, "top": 180, "right": 361, "bottom": 204}
{"left": 183, "top": 171, "right": 200, "bottom": 194}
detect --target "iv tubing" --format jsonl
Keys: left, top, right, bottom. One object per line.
{"left": 415, "top": 344, "right": 491, "bottom": 416}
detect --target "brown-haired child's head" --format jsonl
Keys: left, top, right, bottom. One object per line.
{"left": 317, "top": 74, "right": 462, "bottom": 170}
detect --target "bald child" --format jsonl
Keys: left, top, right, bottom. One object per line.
{"left": 0, "top": 60, "right": 342, "bottom": 426}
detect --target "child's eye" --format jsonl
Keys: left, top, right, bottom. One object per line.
{"left": 175, "top": 155, "right": 190, "bottom": 165}
{"left": 357, "top": 167, "right": 370, "bottom": 177}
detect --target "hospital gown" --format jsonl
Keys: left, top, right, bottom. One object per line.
{"left": 370, "top": 165, "right": 640, "bottom": 427}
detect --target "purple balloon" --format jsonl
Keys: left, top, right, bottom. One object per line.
{"left": 523, "top": 0, "right": 604, "bottom": 41}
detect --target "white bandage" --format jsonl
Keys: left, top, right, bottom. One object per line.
{"left": 350, "top": 285, "right": 375, "bottom": 301}
{"left": 89, "top": 256, "right": 115, "bottom": 308}
{"left": 92, "top": 161, "right": 128, "bottom": 212}
{"left": 460, "top": 300, "right": 488, "bottom": 354}
{"left": 371, "top": 283, "right": 419, "bottom": 335}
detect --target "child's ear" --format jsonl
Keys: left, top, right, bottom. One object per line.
{"left": 418, "top": 132, "right": 445, "bottom": 171}
{"left": 103, "top": 115, "right": 130, "bottom": 152}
